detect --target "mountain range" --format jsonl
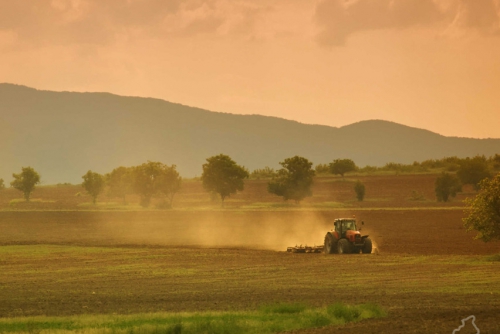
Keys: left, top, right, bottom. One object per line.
{"left": 1, "top": 83, "right": 499, "bottom": 184}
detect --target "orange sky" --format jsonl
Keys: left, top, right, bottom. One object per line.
{"left": 1, "top": 0, "right": 499, "bottom": 138}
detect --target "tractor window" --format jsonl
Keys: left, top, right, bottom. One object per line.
{"left": 343, "top": 221, "right": 356, "bottom": 231}
{"left": 334, "top": 222, "right": 341, "bottom": 233}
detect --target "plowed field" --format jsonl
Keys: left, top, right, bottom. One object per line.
{"left": 1, "top": 209, "right": 500, "bottom": 333}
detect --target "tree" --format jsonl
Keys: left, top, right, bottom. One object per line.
{"left": 201, "top": 154, "right": 249, "bottom": 206}
{"left": 463, "top": 173, "right": 500, "bottom": 242}
{"left": 490, "top": 154, "right": 500, "bottom": 171}
{"left": 157, "top": 165, "right": 182, "bottom": 208}
{"left": 82, "top": 170, "right": 105, "bottom": 204}
{"left": 457, "top": 156, "right": 492, "bottom": 190}
{"left": 435, "top": 172, "right": 462, "bottom": 202}
{"left": 10, "top": 167, "right": 41, "bottom": 201}
{"left": 132, "top": 161, "right": 182, "bottom": 208}
{"left": 268, "top": 156, "right": 315, "bottom": 203}
{"left": 329, "top": 159, "right": 357, "bottom": 178}
{"left": 0, "top": 178, "right": 4, "bottom": 190}
{"left": 354, "top": 180, "right": 365, "bottom": 201}
{"left": 106, "top": 166, "right": 133, "bottom": 204}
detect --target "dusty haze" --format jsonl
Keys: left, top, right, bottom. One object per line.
{"left": 0, "top": 211, "right": 369, "bottom": 252}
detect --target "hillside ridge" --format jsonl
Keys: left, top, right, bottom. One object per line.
{"left": 1, "top": 83, "right": 499, "bottom": 183}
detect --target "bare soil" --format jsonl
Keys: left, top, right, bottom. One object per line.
{"left": 1, "top": 174, "right": 499, "bottom": 333}
{"left": 1, "top": 209, "right": 500, "bottom": 333}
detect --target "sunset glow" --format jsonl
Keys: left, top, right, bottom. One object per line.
{"left": 1, "top": 0, "right": 500, "bottom": 138}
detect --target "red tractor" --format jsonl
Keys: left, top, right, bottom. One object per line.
{"left": 324, "top": 218, "right": 372, "bottom": 254}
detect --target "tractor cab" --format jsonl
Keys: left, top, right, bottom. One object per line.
{"left": 334, "top": 219, "right": 359, "bottom": 238}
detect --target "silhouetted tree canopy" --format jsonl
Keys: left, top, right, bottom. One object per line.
{"left": 106, "top": 166, "right": 133, "bottom": 204}
{"left": 0, "top": 178, "right": 4, "bottom": 190}
{"left": 132, "top": 161, "right": 182, "bottom": 208}
{"left": 435, "top": 172, "right": 462, "bottom": 202}
{"left": 457, "top": 156, "right": 492, "bottom": 190}
{"left": 491, "top": 154, "right": 500, "bottom": 171}
{"left": 463, "top": 173, "right": 500, "bottom": 242}
{"left": 201, "top": 154, "right": 249, "bottom": 205}
{"left": 330, "top": 159, "right": 357, "bottom": 177}
{"left": 268, "top": 156, "right": 315, "bottom": 203}
{"left": 157, "top": 165, "right": 182, "bottom": 208}
{"left": 11, "top": 166, "right": 40, "bottom": 202}
{"left": 82, "top": 170, "right": 105, "bottom": 204}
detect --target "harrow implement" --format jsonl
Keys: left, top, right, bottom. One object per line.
{"left": 286, "top": 245, "right": 323, "bottom": 253}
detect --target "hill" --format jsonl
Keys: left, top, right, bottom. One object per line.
{"left": 1, "top": 83, "right": 499, "bottom": 184}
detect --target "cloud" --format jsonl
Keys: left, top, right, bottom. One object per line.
{"left": 314, "top": 0, "right": 500, "bottom": 46}
{"left": 450, "top": 0, "right": 500, "bottom": 34}
{"left": 0, "top": 0, "right": 275, "bottom": 47}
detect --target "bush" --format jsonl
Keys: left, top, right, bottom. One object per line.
{"left": 435, "top": 172, "right": 462, "bottom": 202}
{"left": 354, "top": 180, "right": 365, "bottom": 201}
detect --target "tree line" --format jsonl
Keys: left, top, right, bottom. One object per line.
{"left": 1, "top": 154, "right": 499, "bottom": 242}
{"left": 313, "top": 154, "right": 500, "bottom": 176}
{"left": 1, "top": 155, "right": 498, "bottom": 205}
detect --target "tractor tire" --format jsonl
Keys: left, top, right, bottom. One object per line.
{"left": 324, "top": 233, "right": 337, "bottom": 254}
{"left": 362, "top": 238, "right": 373, "bottom": 254}
{"left": 337, "top": 239, "right": 351, "bottom": 255}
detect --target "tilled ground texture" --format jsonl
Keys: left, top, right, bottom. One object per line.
{"left": 1, "top": 210, "right": 500, "bottom": 333}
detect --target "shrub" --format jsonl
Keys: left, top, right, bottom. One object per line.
{"left": 354, "top": 180, "right": 365, "bottom": 201}
{"left": 435, "top": 172, "right": 462, "bottom": 202}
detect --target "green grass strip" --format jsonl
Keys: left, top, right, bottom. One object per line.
{"left": 0, "top": 302, "right": 386, "bottom": 334}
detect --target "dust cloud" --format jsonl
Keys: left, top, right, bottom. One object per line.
{"left": 0, "top": 211, "right": 383, "bottom": 253}
{"left": 98, "top": 211, "right": 332, "bottom": 251}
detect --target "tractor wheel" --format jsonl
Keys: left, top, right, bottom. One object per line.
{"left": 362, "top": 238, "right": 373, "bottom": 254}
{"left": 337, "top": 239, "right": 351, "bottom": 254}
{"left": 324, "top": 233, "right": 337, "bottom": 254}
